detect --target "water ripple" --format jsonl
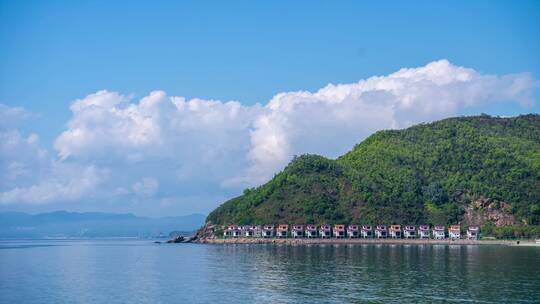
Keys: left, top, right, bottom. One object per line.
{"left": 1, "top": 240, "right": 539, "bottom": 303}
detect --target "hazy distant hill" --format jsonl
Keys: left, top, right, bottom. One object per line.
{"left": 207, "top": 114, "right": 540, "bottom": 227}
{"left": 0, "top": 211, "right": 205, "bottom": 238}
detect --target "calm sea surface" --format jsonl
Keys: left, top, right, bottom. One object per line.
{"left": 1, "top": 239, "right": 539, "bottom": 303}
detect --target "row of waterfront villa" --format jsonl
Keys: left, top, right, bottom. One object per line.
{"left": 223, "top": 224, "right": 479, "bottom": 240}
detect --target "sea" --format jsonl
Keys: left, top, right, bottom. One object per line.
{"left": 1, "top": 239, "right": 539, "bottom": 303}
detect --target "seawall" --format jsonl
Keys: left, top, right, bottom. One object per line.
{"left": 197, "top": 237, "right": 534, "bottom": 246}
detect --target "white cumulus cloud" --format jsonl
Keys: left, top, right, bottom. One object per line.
{"left": 0, "top": 163, "right": 102, "bottom": 205}
{"left": 132, "top": 177, "right": 159, "bottom": 197}
{"left": 234, "top": 59, "right": 537, "bottom": 185}
{"left": 1, "top": 60, "right": 537, "bottom": 211}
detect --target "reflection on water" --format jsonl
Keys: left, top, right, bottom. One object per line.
{"left": 1, "top": 240, "right": 539, "bottom": 303}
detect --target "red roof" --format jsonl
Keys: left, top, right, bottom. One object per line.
{"left": 449, "top": 225, "right": 460, "bottom": 232}
{"left": 334, "top": 225, "right": 345, "bottom": 231}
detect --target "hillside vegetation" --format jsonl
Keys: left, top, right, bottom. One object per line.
{"left": 207, "top": 114, "right": 540, "bottom": 229}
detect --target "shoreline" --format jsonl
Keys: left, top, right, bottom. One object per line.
{"left": 197, "top": 237, "right": 537, "bottom": 246}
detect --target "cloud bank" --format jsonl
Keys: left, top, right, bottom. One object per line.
{"left": 1, "top": 60, "right": 537, "bottom": 212}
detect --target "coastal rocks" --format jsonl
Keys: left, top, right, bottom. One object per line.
{"left": 166, "top": 235, "right": 198, "bottom": 243}
{"left": 195, "top": 222, "right": 217, "bottom": 241}
{"left": 463, "top": 197, "right": 519, "bottom": 226}
{"left": 167, "top": 236, "right": 185, "bottom": 243}
{"left": 183, "top": 236, "right": 197, "bottom": 243}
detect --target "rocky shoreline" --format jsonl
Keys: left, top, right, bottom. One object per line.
{"left": 188, "top": 224, "right": 538, "bottom": 246}
{"left": 196, "top": 237, "right": 534, "bottom": 246}
{"left": 163, "top": 235, "right": 198, "bottom": 243}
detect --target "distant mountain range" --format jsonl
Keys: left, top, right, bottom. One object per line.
{"left": 0, "top": 211, "right": 206, "bottom": 238}
{"left": 208, "top": 114, "right": 540, "bottom": 227}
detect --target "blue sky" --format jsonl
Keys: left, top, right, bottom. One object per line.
{"left": 2, "top": 0, "right": 540, "bottom": 145}
{"left": 1, "top": 1, "right": 539, "bottom": 216}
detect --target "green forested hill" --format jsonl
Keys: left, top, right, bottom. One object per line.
{"left": 207, "top": 114, "right": 540, "bottom": 228}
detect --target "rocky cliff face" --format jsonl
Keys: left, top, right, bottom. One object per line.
{"left": 195, "top": 223, "right": 217, "bottom": 241}
{"left": 463, "top": 197, "right": 520, "bottom": 227}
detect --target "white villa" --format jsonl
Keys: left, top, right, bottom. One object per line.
{"left": 242, "top": 225, "right": 253, "bottom": 237}
{"left": 389, "top": 225, "right": 402, "bottom": 239}
{"left": 361, "top": 225, "right": 373, "bottom": 238}
{"left": 277, "top": 224, "right": 289, "bottom": 238}
{"left": 222, "top": 222, "right": 468, "bottom": 240}
{"left": 418, "top": 225, "right": 430, "bottom": 239}
{"left": 467, "top": 226, "right": 479, "bottom": 240}
{"left": 319, "top": 224, "right": 332, "bottom": 238}
{"left": 375, "top": 225, "right": 387, "bottom": 238}
{"left": 333, "top": 225, "right": 346, "bottom": 238}
{"left": 223, "top": 225, "right": 237, "bottom": 237}
{"left": 251, "top": 225, "right": 262, "bottom": 237}
{"left": 262, "top": 225, "right": 275, "bottom": 238}
{"left": 347, "top": 225, "right": 359, "bottom": 238}
{"left": 292, "top": 225, "right": 304, "bottom": 238}
{"left": 448, "top": 225, "right": 461, "bottom": 239}
{"left": 306, "top": 225, "right": 318, "bottom": 238}
{"left": 403, "top": 225, "right": 416, "bottom": 239}
{"left": 224, "top": 225, "right": 242, "bottom": 238}
{"left": 433, "top": 226, "right": 446, "bottom": 239}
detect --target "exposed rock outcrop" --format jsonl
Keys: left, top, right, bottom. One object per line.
{"left": 166, "top": 235, "right": 198, "bottom": 243}
{"left": 463, "top": 197, "right": 519, "bottom": 227}
{"left": 194, "top": 223, "right": 217, "bottom": 242}
{"left": 166, "top": 236, "right": 185, "bottom": 243}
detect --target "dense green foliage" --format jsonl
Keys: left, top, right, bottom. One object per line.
{"left": 207, "top": 115, "right": 540, "bottom": 228}
{"left": 480, "top": 223, "right": 540, "bottom": 239}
